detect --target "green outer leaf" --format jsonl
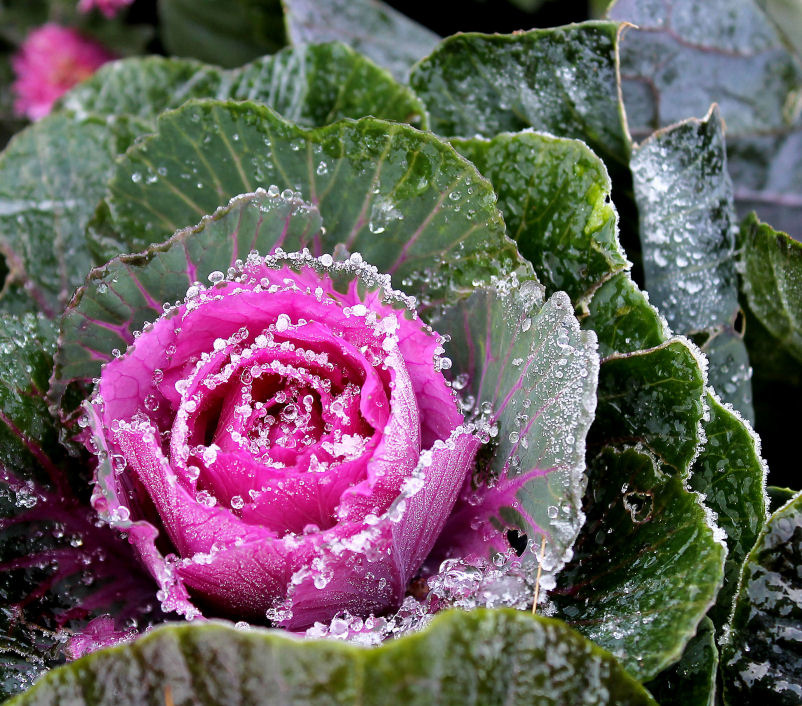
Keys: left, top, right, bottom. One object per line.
{"left": 55, "top": 190, "right": 322, "bottom": 394}
{"left": 553, "top": 446, "right": 726, "bottom": 681}
{"left": 0, "top": 314, "right": 63, "bottom": 488}
{"left": 99, "top": 100, "right": 517, "bottom": 302}
{"left": 592, "top": 338, "right": 706, "bottom": 475}
{"left": 0, "top": 114, "right": 132, "bottom": 316}
{"left": 158, "top": 0, "right": 286, "bottom": 68}
{"left": 60, "top": 44, "right": 428, "bottom": 133}
{"left": 738, "top": 212, "right": 802, "bottom": 363}
{"left": 9, "top": 609, "right": 657, "bottom": 706}
{"left": 282, "top": 0, "right": 440, "bottom": 82}
{"left": 452, "top": 131, "right": 628, "bottom": 307}
{"left": 687, "top": 391, "right": 768, "bottom": 630}
{"left": 580, "top": 273, "right": 669, "bottom": 358}
{"left": 630, "top": 107, "right": 753, "bottom": 420}
{"left": 645, "top": 617, "right": 719, "bottom": 706}
{"left": 610, "top": 0, "right": 802, "bottom": 237}
{"left": 721, "top": 491, "right": 802, "bottom": 704}
{"left": 409, "top": 22, "right": 631, "bottom": 166}
{"left": 737, "top": 213, "right": 802, "bottom": 481}
{"left": 610, "top": 0, "right": 801, "bottom": 137}
{"left": 429, "top": 275, "right": 599, "bottom": 578}
{"left": 631, "top": 107, "right": 739, "bottom": 333}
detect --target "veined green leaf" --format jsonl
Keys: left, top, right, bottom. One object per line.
{"left": 9, "top": 609, "right": 657, "bottom": 706}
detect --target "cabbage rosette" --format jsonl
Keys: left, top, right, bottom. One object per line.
{"left": 85, "top": 247, "right": 480, "bottom": 629}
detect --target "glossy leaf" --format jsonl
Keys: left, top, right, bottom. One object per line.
{"left": 60, "top": 44, "right": 427, "bottom": 132}
{"left": 630, "top": 107, "right": 752, "bottom": 419}
{"left": 282, "top": 0, "right": 440, "bottom": 82}
{"left": 553, "top": 446, "right": 726, "bottom": 681}
{"left": 453, "top": 131, "right": 628, "bottom": 307}
{"left": 96, "top": 99, "right": 518, "bottom": 299}
{"left": 592, "top": 339, "right": 707, "bottom": 475}
{"left": 580, "top": 273, "right": 669, "bottom": 358}
{"left": 687, "top": 391, "right": 767, "bottom": 629}
{"left": 0, "top": 114, "right": 135, "bottom": 316}
{"left": 610, "top": 0, "right": 802, "bottom": 237}
{"left": 409, "top": 23, "right": 631, "bottom": 166}
{"left": 738, "top": 213, "right": 802, "bottom": 363}
{"left": 9, "top": 609, "right": 657, "bottom": 706}
{"left": 430, "top": 274, "right": 599, "bottom": 579}
{"left": 645, "top": 617, "right": 718, "bottom": 706}
{"left": 158, "top": 0, "right": 286, "bottom": 68}
{"left": 721, "top": 491, "right": 802, "bottom": 704}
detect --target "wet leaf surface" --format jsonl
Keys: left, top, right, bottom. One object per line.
{"left": 9, "top": 609, "right": 657, "bottom": 706}
{"left": 553, "top": 447, "right": 726, "bottom": 681}
{"left": 721, "top": 491, "right": 802, "bottom": 704}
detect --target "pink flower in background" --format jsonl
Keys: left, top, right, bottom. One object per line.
{"left": 11, "top": 24, "right": 115, "bottom": 121}
{"left": 77, "top": 0, "right": 135, "bottom": 18}
{"left": 86, "top": 255, "right": 479, "bottom": 630}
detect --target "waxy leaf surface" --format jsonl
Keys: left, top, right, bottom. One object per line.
{"left": 453, "top": 131, "right": 627, "bottom": 307}
{"left": 610, "top": 0, "right": 802, "bottom": 237}
{"left": 722, "top": 491, "right": 802, "bottom": 704}
{"left": 10, "top": 609, "right": 657, "bottom": 706}
{"left": 430, "top": 275, "right": 599, "bottom": 579}
{"left": 409, "top": 23, "right": 631, "bottom": 167}
{"left": 553, "top": 447, "right": 726, "bottom": 681}
{"left": 687, "top": 392, "right": 767, "bottom": 630}
{"left": 61, "top": 44, "right": 427, "bottom": 133}
{"left": 97, "top": 100, "right": 518, "bottom": 300}
{"left": 630, "top": 108, "right": 752, "bottom": 420}
{"left": 645, "top": 617, "right": 719, "bottom": 706}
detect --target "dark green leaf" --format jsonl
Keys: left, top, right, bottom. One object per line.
{"left": 97, "top": 99, "right": 518, "bottom": 301}
{"left": 282, "top": 0, "right": 440, "bottom": 82}
{"left": 737, "top": 214, "right": 802, "bottom": 482}
{"left": 226, "top": 44, "right": 428, "bottom": 129}
{"left": 630, "top": 107, "right": 752, "bottom": 419}
{"left": 60, "top": 44, "right": 427, "bottom": 132}
{"left": 610, "top": 0, "right": 802, "bottom": 237}
{"left": 452, "top": 131, "right": 628, "bottom": 307}
{"left": 721, "top": 491, "right": 802, "bottom": 704}
{"left": 688, "top": 391, "right": 767, "bottom": 630}
{"left": 429, "top": 274, "right": 599, "bottom": 578}
{"left": 0, "top": 114, "right": 136, "bottom": 316}
{"left": 158, "top": 0, "right": 286, "bottom": 68}
{"left": 9, "top": 609, "right": 657, "bottom": 705}
{"left": 739, "top": 212, "right": 802, "bottom": 363}
{"left": 553, "top": 446, "right": 726, "bottom": 681}
{"left": 645, "top": 617, "right": 718, "bottom": 706}
{"left": 580, "top": 273, "right": 669, "bottom": 358}
{"left": 409, "top": 22, "right": 631, "bottom": 166}
{"left": 592, "top": 339, "right": 706, "bottom": 475}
